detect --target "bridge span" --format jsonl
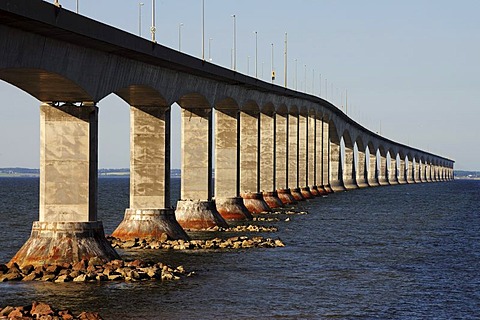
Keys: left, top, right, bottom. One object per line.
{"left": 0, "top": 0, "right": 454, "bottom": 266}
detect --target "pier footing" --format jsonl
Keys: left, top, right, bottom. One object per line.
{"left": 9, "top": 221, "right": 119, "bottom": 267}
{"left": 112, "top": 208, "right": 190, "bottom": 241}
{"left": 175, "top": 200, "right": 229, "bottom": 230}
{"left": 215, "top": 197, "right": 253, "bottom": 221}
{"left": 241, "top": 192, "right": 271, "bottom": 213}
{"left": 290, "top": 188, "right": 305, "bottom": 201}
{"left": 277, "top": 189, "right": 297, "bottom": 205}
{"left": 300, "top": 187, "right": 314, "bottom": 199}
{"left": 262, "top": 191, "right": 284, "bottom": 209}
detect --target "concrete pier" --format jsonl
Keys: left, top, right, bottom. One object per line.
{"left": 398, "top": 158, "right": 407, "bottom": 184}
{"left": 367, "top": 151, "right": 379, "bottom": 187}
{"left": 389, "top": 157, "right": 399, "bottom": 185}
{"left": 343, "top": 145, "right": 358, "bottom": 190}
{"left": 356, "top": 150, "right": 369, "bottom": 188}
{"left": 112, "top": 106, "right": 188, "bottom": 241}
{"left": 215, "top": 109, "right": 252, "bottom": 220}
{"left": 378, "top": 154, "right": 389, "bottom": 186}
{"left": 10, "top": 103, "right": 118, "bottom": 267}
{"left": 330, "top": 139, "right": 345, "bottom": 192}
{"left": 240, "top": 110, "right": 271, "bottom": 212}
{"left": 277, "top": 188, "right": 297, "bottom": 205}
{"left": 176, "top": 108, "right": 228, "bottom": 229}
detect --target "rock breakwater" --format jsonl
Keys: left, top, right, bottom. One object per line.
{"left": 0, "top": 258, "right": 192, "bottom": 283}
{"left": 0, "top": 301, "right": 103, "bottom": 320}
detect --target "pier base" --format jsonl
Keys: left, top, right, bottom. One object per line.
{"left": 277, "top": 189, "right": 297, "bottom": 205}
{"left": 262, "top": 191, "right": 284, "bottom": 209}
{"left": 241, "top": 192, "right": 271, "bottom": 213}
{"left": 175, "top": 200, "right": 229, "bottom": 230}
{"left": 300, "top": 187, "right": 314, "bottom": 199}
{"left": 112, "top": 208, "right": 190, "bottom": 241}
{"left": 316, "top": 186, "right": 329, "bottom": 195}
{"left": 215, "top": 197, "right": 253, "bottom": 221}
{"left": 9, "top": 221, "right": 119, "bottom": 268}
{"left": 309, "top": 186, "right": 320, "bottom": 196}
{"left": 290, "top": 188, "right": 305, "bottom": 201}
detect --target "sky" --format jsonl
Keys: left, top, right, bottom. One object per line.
{"left": 0, "top": 0, "right": 479, "bottom": 170}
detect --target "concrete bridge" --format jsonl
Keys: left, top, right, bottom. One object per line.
{"left": 1, "top": 0, "right": 454, "bottom": 267}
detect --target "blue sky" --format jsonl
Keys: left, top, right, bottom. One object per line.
{"left": 0, "top": 0, "right": 478, "bottom": 170}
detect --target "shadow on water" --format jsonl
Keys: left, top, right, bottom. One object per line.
{"left": 1, "top": 178, "right": 479, "bottom": 319}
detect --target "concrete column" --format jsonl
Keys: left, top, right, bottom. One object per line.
{"left": 419, "top": 161, "right": 425, "bottom": 182}
{"left": 329, "top": 140, "right": 344, "bottom": 192}
{"left": 260, "top": 112, "right": 283, "bottom": 208}
{"left": 298, "top": 114, "right": 313, "bottom": 199}
{"left": 288, "top": 114, "right": 303, "bottom": 200}
{"left": 406, "top": 159, "right": 414, "bottom": 183}
{"left": 240, "top": 111, "right": 270, "bottom": 213}
{"left": 367, "top": 151, "right": 379, "bottom": 187}
{"left": 378, "top": 154, "right": 388, "bottom": 186}
{"left": 397, "top": 158, "right": 406, "bottom": 184}
{"left": 388, "top": 156, "right": 398, "bottom": 185}
{"left": 426, "top": 163, "right": 432, "bottom": 182}
{"left": 356, "top": 149, "right": 368, "bottom": 188}
{"left": 112, "top": 106, "right": 188, "bottom": 241}
{"left": 275, "top": 113, "right": 296, "bottom": 204}
{"left": 176, "top": 108, "right": 228, "bottom": 229}
{"left": 343, "top": 146, "right": 357, "bottom": 190}
{"left": 214, "top": 110, "right": 252, "bottom": 221}
{"left": 10, "top": 103, "right": 119, "bottom": 267}
{"left": 307, "top": 115, "right": 318, "bottom": 195}
{"left": 315, "top": 117, "right": 327, "bottom": 194}
{"left": 414, "top": 160, "right": 421, "bottom": 183}
{"left": 322, "top": 120, "right": 332, "bottom": 192}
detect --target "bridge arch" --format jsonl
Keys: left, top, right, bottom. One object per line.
{"left": 0, "top": 68, "right": 93, "bottom": 103}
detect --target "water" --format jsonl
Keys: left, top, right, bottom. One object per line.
{"left": 0, "top": 178, "right": 479, "bottom": 319}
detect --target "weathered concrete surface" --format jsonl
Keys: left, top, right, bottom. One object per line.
{"left": 330, "top": 141, "right": 345, "bottom": 192}
{"left": 356, "top": 150, "right": 369, "bottom": 188}
{"left": 275, "top": 113, "right": 288, "bottom": 190}
{"left": 262, "top": 191, "right": 284, "bottom": 209}
{"left": 175, "top": 200, "right": 228, "bottom": 229}
{"left": 388, "top": 158, "right": 399, "bottom": 185}
{"left": 277, "top": 188, "right": 297, "bottom": 205}
{"left": 129, "top": 106, "right": 170, "bottom": 209}
{"left": 309, "top": 186, "right": 320, "bottom": 196}
{"left": 406, "top": 160, "right": 415, "bottom": 184}
{"left": 260, "top": 113, "right": 275, "bottom": 193}
{"left": 111, "top": 208, "right": 189, "bottom": 241}
{"left": 288, "top": 114, "right": 298, "bottom": 190}
{"left": 308, "top": 116, "right": 316, "bottom": 191}
{"left": 215, "top": 110, "right": 238, "bottom": 199}
{"left": 40, "top": 103, "right": 97, "bottom": 222}
{"left": 290, "top": 188, "right": 305, "bottom": 201}
{"left": 241, "top": 192, "right": 271, "bottom": 213}
{"left": 367, "top": 153, "right": 379, "bottom": 187}
{"left": 300, "top": 187, "right": 314, "bottom": 199}
{"left": 181, "top": 109, "right": 213, "bottom": 201}
{"left": 321, "top": 120, "right": 331, "bottom": 192}
{"left": 378, "top": 155, "right": 389, "bottom": 186}
{"left": 298, "top": 115, "right": 308, "bottom": 189}
{"left": 343, "top": 147, "right": 358, "bottom": 190}
{"left": 240, "top": 112, "right": 259, "bottom": 194}
{"left": 215, "top": 197, "right": 253, "bottom": 221}
{"left": 9, "top": 221, "right": 119, "bottom": 267}
{"left": 398, "top": 159, "right": 407, "bottom": 184}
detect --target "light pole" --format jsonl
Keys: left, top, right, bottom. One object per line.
{"left": 151, "top": 0, "right": 156, "bottom": 43}
{"left": 284, "top": 32, "right": 287, "bottom": 88}
{"left": 271, "top": 43, "right": 275, "bottom": 83}
{"left": 254, "top": 31, "right": 258, "bottom": 78}
{"left": 138, "top": 3, "right": 144, "bottom": 36}
{"left": 247, "top": 56, "right": 250, "bottom": 75}
{"left": 76, "top": 0, "right": 79, "bottom": 13}
{"left": 208, "top": 38, "right": 213, "bottom": 61}
{"left": 202, "top": 0, "right": 205, "bottom": 60}
{"left": 178, "top": 23, "right": 184, "bottom": 51}
{"left": 232, "top": 14, "right": 236, "bottom": 71}
{"left": 304, "top": 64, "right": 307, "bottom": 93}
{"left": 294, "top": 59, "right": 298, "bottom": 90}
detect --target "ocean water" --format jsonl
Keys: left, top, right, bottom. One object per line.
{"left": 0, "top": 177, "right": 479, "bottom": 319}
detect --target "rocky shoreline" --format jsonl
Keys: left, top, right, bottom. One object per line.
{"left": 0, "top": 301, "right": 103, "bottom": 320}
{"left": 109, "top": 235, "right": 285, "bottom": 250}
{"left": 0, "top": 258, "right": 192, "bottom": 283}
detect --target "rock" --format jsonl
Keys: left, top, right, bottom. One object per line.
{"left": 72, "top": 259, "right": 88, "bottom": 271}
{"left": 0, "top": 306, "right": 14, "bottom": 317}
{"left": 41, "top": 273, "right": 57, "bottom": 282}
{"left": 159, "top": 233, "right": 169, "bottom": 243}
{"left": 122, "top": 240, "right": 137, "bottom": 248}
{"left": 0, "top": 264, "right": 8, "bottom": 274}
{"left": 77, "top": 311, "right": 104, "bottom": 320}
{"left": 20, "top": 264, "right": 34, "bottom": 275}
{"left": 1, "top": 271, "right": 23, "bottom": 281}
{"left": 22, "top": 272, "right": 38, "bottom": 281}
{"left": 275, "top": 239, "right": 285, "bottom": 247}
{"left": 31, "top": 301, "right": 54, "bottom": 318}
{"left": 6, "top": 307, "right": 25, "bottom": 318}
{"left": 55, "top": 274, "right": 72, "bottom": 282}
{"left": 107, "top": 274, "right": 123, "bottom": 281}
{"left": 59, "top": 310, "right": 75, "bottom": 320}
{"left": 88, "top": 257, "right": 104, "bottom": 267}
{"left": 73, "top": 274, "right": 88, "bottom": 282}
{"left": 45, "top": 264, "right": 61, "bottom": 275}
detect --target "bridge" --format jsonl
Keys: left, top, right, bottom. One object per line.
{"left": 1, "top": 0, "right": 454, "bottom": 267}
